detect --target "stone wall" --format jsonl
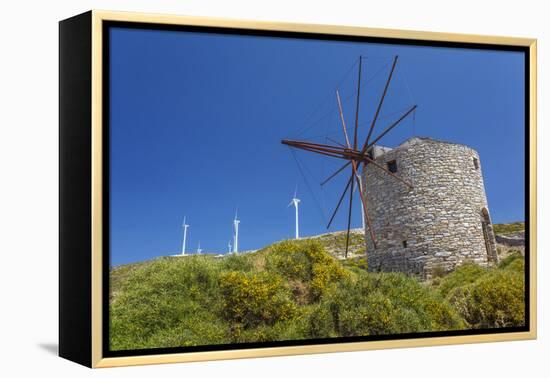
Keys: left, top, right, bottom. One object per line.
{"left": 495, "top": 231, "right": 525, "bottom": 248}
{"left": 363, "top": 137, "right": 498, "bottom": 278}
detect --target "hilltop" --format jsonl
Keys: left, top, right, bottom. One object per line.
{"left": 109, "top": 222, "right": 525, "bottom": 351}
{"left": 165, "top": 221, "right": 524, "bottom": 262}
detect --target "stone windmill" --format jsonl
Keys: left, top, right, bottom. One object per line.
{"left": 282, "top": 55, "right": 417, "bottom": 257}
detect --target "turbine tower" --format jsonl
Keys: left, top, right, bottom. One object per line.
{"left": 354, "top": 173, "right": 366, "bottom": 232}
{"left": 197, "top": 241, "right": 202, "bottom": 254}
{"left": 228, "top": 240, "right": 232, "bottom": 253}
{"left": 181, "top": 216, "right": 189, "bottom": 255}
{"left": 233, "top": 209, "right": 240, "bottom": 253}
{"left": 288, "top": 187, "right": 301, "bottom": 239}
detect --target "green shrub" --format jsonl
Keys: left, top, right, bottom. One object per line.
{"left": 313, "top": 272, "right": 464, "bottom": 337}
{"left": 492, "top": 222, "right": 525, "bottom": 235}
{"left": 343, "top": 257, "right": 368, "bottom": 271}
{"left": 447, "top": 269, "right": 525, "bottom": 328}
{"left": 436, "top": 263, "right": 488, "bottom": 298}
{"left": 109, "top": 237, "right": 526, "bottom": 350}
{"left": 431, "top": 264, "right": 447, "bottom": 279}
{"left": 221, "top": 253, "right": 254, "bottom": 272}
{"left": 232, "top": 316, "right": 309, "bottom": 343}
{"left": 304, "top": 304, "right": 337, "bottom": 338}
{"left": 219, "top": 271, "right": 296, "bottom": 329}
{"left": 502, "top": 258, "right": 525, "bottom": 274}
{"left": 109, "top": 256, "right": 223, "bottom": 350}
{"left": 265, "top": 239, "right": 348, "bottom": 301}
{"left": 498, "top": 253, "right": 524, "bottom": 272}
{"left": 143, "top": 313, "right": 229, "bottom": 348}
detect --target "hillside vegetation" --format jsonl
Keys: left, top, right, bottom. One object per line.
{"left": 493, "top": 221, "right": 525, "bottom": 235}
{"left": 110, "top": 240, "right": 525, "bottom": 351}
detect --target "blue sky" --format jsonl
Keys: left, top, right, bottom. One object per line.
{"left": 109, "top": 27, "right": 525, "bottom": 266}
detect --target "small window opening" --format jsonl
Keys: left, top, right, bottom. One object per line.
{"left": 473, "top": 157, "right": 479, "bottom": 170}
{"left": 387, "top": 160, "right": 398, "bottom": 173}
{"left": 402, "top": 240, "right": 407, "bottom": 248}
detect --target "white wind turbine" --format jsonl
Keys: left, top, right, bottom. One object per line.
{"left": 355, "top": 172, "right": 366, "bottom": 231}
{"left": 181, "top": 216, "right": 189, "bottom": 256}
{"left": 288, "top": 187, "right": 301, "bottom": 239}
{"left": 197, "top": 241, "right": 202, "bottom": 254}
{"left": 228, "top": 240, "right": 232, "bottom": 254}
{"left": 233, "top": 209, "right": 240, "bottom": 253}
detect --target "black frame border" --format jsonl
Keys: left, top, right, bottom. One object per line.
{"left": 101, "top": 20, "right": 531, "bottom": 358}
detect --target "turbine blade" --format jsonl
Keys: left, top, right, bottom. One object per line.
{"left": 327, "top": 174, "right": 353, "bottom": 229}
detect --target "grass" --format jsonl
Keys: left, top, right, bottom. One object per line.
{"left": 109, "top": 239, "right": 525, "bottom": 351}
{"left": 492, "top": 222, "right": 525, "bottom": 235}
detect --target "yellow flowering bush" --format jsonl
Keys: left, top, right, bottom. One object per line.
{"left": 219, "top": 271, "right": 296, "bottom": 329}
{"left": 265, "top": 239, "right": 348, "bottom": 301}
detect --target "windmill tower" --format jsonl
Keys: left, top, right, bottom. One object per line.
{"left": 233, "top": 210, "right": 240, "bottom": 253}
{"left": 288, "top": 187, "right": 301, "bottom": 239}
{"left": 181, "top": 216, "right": 189, "bottom": 256}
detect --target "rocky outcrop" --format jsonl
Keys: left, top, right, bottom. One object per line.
{"left": 495, "top": 231, "right": 525, "bottom": 247}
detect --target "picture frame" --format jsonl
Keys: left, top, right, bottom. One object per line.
{"left": 59, "top": 10, "right": 537, "bottom": 368}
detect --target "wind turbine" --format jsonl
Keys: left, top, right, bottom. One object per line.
{"left": 228, "top": 240, "right": 232, "bottom": 254}
{"left": 197, "top": 241, "right": 202, "bottom": 254}
{"left": 354, "top": 173, "right": 366, "bottom": 232}
{"left": 233, "top": 209, "right": 240, "bottom": 253}
{"left": 288, "top": 187, "right": 301, "bottom": 239}
{"left": 181, "top": 216, "right": 189, "bottom": 255}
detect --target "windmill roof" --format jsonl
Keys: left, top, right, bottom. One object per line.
{"left": 398, "top": 136, "right": 469, "bottom": 147}
{"left": 373, "top": 136, "right": 473, "bottom": 157}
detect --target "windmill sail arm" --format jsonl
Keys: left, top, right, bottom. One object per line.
{"left": 360, "top": 104, "right": 417, "bottom": 155}
{"left": 365, "top": 55, "right": 399, "bottom": 146}
{"left": 327, "top": 175, "right": 353, "bottom": 229}
{"left": 336, "top": 89, "right": 352, "bottom": 148}
{"left": 321, "top": 161, "right": 352, "bottom": 186}
{"left": 282, "top": 140, "right": 353, "bottom": 160}
{"left": 353, "top": 56, "right": 363, "bottom": 150}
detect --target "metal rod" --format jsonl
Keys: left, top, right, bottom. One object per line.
{"left": 327, "top": 175, "right": 353, "bottom": 229}
{"left": 282, "top": 140, "right": 359, "bottom": 160}
{"left": 361, "top": 104, "right": 417, "bottom": 154}
{"left": 282, "top": 141, "right": 348, "bottom": 159}
{"left": 327, "top": 137, "right": 345, "bottom": 147}
{"left": 293, "top": 146, "right": 346, "bottom": 159}
{"left": 321, "top": 161, "right": 352, "bottom": 186}
{"left": 336, "top": 89, "right": 352, "bottom": 148}
{"left": 365, "top": 55, "right": 398, "bottom": 146}
{"left": 353, "top": 56, "right": 363, "bottom": 150}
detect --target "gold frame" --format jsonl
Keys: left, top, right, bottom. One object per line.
{"left": 90, "top": 9, "right": 537, "bottom": 368}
